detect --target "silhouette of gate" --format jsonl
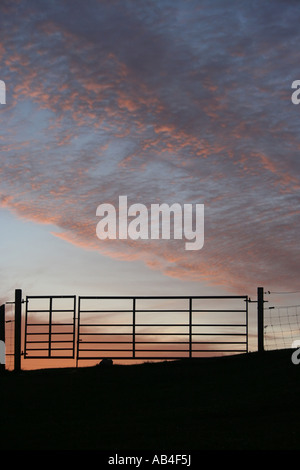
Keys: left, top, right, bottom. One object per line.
{"left": 23, "top": 294, "right": 249, "bottom": 363}
{"left": 24, "top": 295, "right": 76, "bottom": 359}
{"left": 76, "top": 295, "right": 249, "bottom": 361}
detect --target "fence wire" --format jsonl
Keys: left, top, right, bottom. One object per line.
{"left": 264, "top": 304, "right": 300, "bottom": 351}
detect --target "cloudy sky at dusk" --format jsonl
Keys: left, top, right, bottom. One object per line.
{"left": 1, "top": 0, "right": 300, "bottom": 322}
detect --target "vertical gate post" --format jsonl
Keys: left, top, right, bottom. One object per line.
{"left": 132, "top": 298, "right": 136, "bottom": 359}
{"left": 257, "top": 287, "right": 264, "bottom": 353}
{"left": 14, "top": 289, "right": 22, "bottom": 372}
{"left": 76, "top": 296, "right": 81, "bottom": 368}
{"left": 189, "top": 298, "right": 192, "bottom": 359}
{"left": 0, "top": 304, "right": 5, "bottom": 372}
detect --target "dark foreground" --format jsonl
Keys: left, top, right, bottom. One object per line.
{"left": 0, "top": 349, "right": 299, "bottom": 452}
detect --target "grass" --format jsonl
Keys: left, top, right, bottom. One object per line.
{"left": 0, "top": 349, "right": 300, "bottom": 451}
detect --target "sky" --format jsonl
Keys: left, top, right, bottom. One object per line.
{"left": 1, "top": 0, "right": 300, "bottom": 367}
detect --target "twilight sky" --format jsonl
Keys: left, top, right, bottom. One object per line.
{"left": 1, "top": 0, "right": 300, "bottom": 312}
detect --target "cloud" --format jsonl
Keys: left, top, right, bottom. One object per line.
{"left": 0, "top": 0, "right": 300, "bottom": 295}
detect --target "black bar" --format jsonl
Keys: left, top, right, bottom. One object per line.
{"left": 76, "top": 296, "right": 81, "bottom": 366}
{"left": 79, "top": 323, "right": 136, "bottom": 327}
{"left": 78, "top": 342, "right": 247, "bottom": 347}
{"left": 76, "top": 352, "right": 246, "bottom": 360}
{"left": 26, "top": 295, "right": 76, "bottom": 299}
{"left": 26, "top": 346, "right": 74, "bottom": 348}
{"left": 0, "top": 305, "right": 5, "bottom": 342}
{"left": 48, "top": 297, "right": 52, "bottom": 358}
{"left": 26, "top": 309, "right": 75, "bottom": 313}
{"left": 80, "top": 331, "right": 247, "bottom": 335}
{"left": 79, "top": 295, "right": 248, "bottom": 299}
{"left": 0, "top": 304, "right": 5, "bottom": 372}
{"left": 80, "top": 348, "right": 134, "bottom": 350}
{"left": 26, "top": 322, "right": 75, "bottom": 326}
{"left": 188, "top": 323, "right": 247, "bottom": 327}
{"left": 26, "top": 309, "right": 53, "bottom": 313}
{"left": 79, "top": 310, "right": 134, "bottom": 313}
{"left": 78, "top": 308, "right": 246, "bottom": 313}
{"left": 191, "top": 333, "right": 246, "bottom": 336}
{"left": 81, "top": 342, "right": 190, "bottom": 345}
{"left": 72, "top": 296, "right": 76, "bottom": 359}
{"left": 246, "top": 296, "right": 249, "bottom": 353}
{"left": 24, "top": 296, "right": 29, "bottom": 358}
{"left": 132, "top": 298, "right": 136, "bottom": 358}
{"left": 77, "top": 323, "right": 246, "bottom": 328}
{"left": 27, "top": 325, "right": 75, "bottom": 334}
{"left": 78, "top": 349, "right": 246, "bottom": 353}
{"left": 257, "top": 287, "right": 264, "bottom": 352}
{"left": 14, "top": 289, "right": 22, "bottom": 372}
{"left": 26, "top": 340, "right": 74, "bottom": 344}
{"left": 25, "top": 355, "right": 74, "bottom": 359}
{"left": 189, "top": 298, "right": 192, "bottom": 358}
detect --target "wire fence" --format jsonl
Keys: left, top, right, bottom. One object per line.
{"left": 264, "top": 304, "right": 300, "bottom": 351}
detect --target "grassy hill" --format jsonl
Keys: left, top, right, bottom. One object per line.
{"left": 0, "top": 349, "right": 300, "bottom": 452}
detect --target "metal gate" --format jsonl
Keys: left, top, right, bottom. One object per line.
{"left": 76, "top": 295, "right": 249, "bottom": 361}
{"left": 22, "top": 294, "right": 249, "bottom": 363}
{"left": 4, "top": 288, "right": 268, "bottom": 372}
{"left": 24, "top": 295, "right": 76, "bottom": 359}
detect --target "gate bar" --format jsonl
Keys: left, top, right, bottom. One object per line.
{"left": 257, "top": 287, "right": 264, "bottom": 353}
{"left": 132, "top": 298, "right": 136, "bottom": 358}
{"left": 14, "top": 289, "right": 22, "bottom": 372}
{"left": 0, "top": 304, "right": 5, "bottom": 372}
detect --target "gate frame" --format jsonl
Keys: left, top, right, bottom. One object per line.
{"left": 0, "top": 304, "right": 5, "bottom": 372}
{"left": 24, "top": 294, "right": 77, "bottom": 360}
{"left": 10, "top": 287, "right": 266, "bottom": 370}
{"left": 76, "top": 295, "right": 250, "bottom": 362}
